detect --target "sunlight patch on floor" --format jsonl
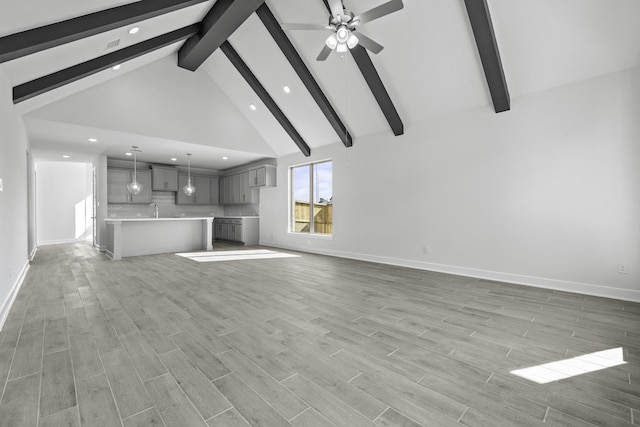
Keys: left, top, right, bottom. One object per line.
{"left": 176, "top": 249, "right": 300, "bottom": 262}
{"left": 510, "top": 347, "right": 626, "bottom": 384}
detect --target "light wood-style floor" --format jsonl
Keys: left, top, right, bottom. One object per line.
{"left": 0, "top": 242, "right": 639, "bottom": 426}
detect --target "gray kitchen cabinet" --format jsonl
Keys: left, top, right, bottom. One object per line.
{"left": 194, "top": 175, "right": 211, "bottom": 205}
{"left": 230, "top": 174, "right": 239, "bottom": 204}
{"left": 210, "top": 176, "right": 219, "bottom": 205}
{"left": 176, "top": 174, "right": 193, "bottom": 205}
{"left": 218, "top": 176, "right": 228, "bottom": 205}
{"left": 249, "top": 166, "right": 276, "bottom": 187}
{"left": 107, "top": 169, "right": 129, "bottom": 204}
{"left": 107, "top": 168, "right": 152, "bottom": 204}
{"left": 219, "top": 172, "right": 252, "bottom": 205}
{"left": 214, "top": 217, "right": 259, "bottom": 245}
{"left": 151, "top": 166, "right": 178, "bottom": 191}
{"left": 239, "top": 172, "right": 250, "bottom": 203}
{"left": 176, "top": 174, "right": 218, "bottom": 205}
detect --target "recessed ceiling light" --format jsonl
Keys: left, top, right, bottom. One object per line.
{"left": 112, "top": 64, "right": 121, "bottom": 70}
{"left": 283, "top": 85, "right": 291, "bottom": 93}
{"left": 62, "top": 155, "right": 70, "bottom": 159}
{"left": 128, "top": 26, "right": 140, "bottom": 35}
{"left": 249, "top": 104, "right": 257, "bottom": 111}
{"left": 170, "top": 158, "right": 177, "bottom": 162}
{"left": 125, "top": 152, "right": 132, "bottom": 156}
{"left": 222, "top": 156, "right": 228, "bottom": 160}
{"left": 88, "top": 138, "right": 98, "bottom": 142}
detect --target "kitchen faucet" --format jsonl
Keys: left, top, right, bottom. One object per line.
{"left": 153, "top": 203, "right": 159, "bottom": 218}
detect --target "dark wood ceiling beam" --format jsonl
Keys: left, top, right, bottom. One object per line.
{"left": 0, "top": 0, "right": 209, "bottom": 64}
{"left": 322, "top": 0, "right": 403, "bottom": 136}
{"left": 178, "top": 0, "right": 265, "bottom": 71}
{"left": 13, "top": 24, "right": 199, "bottom": 104}
{"left": 463, "top": 0, "right": 510, "bottom": 113}
{"left": 256, "top": 4, "right": 352, "bottom": 147}
{"left": 350, "top": 45, "right": 403, "bottom": 136}
{"left": 220, "top": 41, "right": 311, "bottom": 157}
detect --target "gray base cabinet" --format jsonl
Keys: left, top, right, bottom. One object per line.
{"left": 214, "top": 217, "right": 259, "bottom": 245}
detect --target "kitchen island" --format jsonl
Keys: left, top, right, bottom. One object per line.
{"left": 105, "top": 217, "right": 213, "bottom": 260}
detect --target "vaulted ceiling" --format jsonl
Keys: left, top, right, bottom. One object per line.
{"left": 2, "top": 0, "right": 640, "bottom": 170}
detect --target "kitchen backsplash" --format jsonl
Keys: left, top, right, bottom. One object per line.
{"left": 108, "top": 191, "right": 225, "bottom": 218}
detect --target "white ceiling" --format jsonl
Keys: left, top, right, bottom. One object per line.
{"left": 2, "top": 0, "right": 640, "bottom": 170}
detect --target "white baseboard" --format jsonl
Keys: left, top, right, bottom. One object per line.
{"left": 0, "top": 260, "right": 30, "bottom": 331}
{"left": 261, "top": 241, "right": 640, "bottom": 303}
{"left": 29, "top": 246, "right": 37, "bottom": 261}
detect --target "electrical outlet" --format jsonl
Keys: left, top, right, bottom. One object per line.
{"left": 423, "top": 245, "right": 430, "bottom": 254}
{"left": 618, "top": 262, "right": 628, "bottom": 274}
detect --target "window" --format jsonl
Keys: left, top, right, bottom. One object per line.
{"left": 290, "top": 160, "right": 333, "bottom": 235}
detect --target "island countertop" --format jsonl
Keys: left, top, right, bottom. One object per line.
{"left": 105, "top": 216, "right": 214, "bottom": 222}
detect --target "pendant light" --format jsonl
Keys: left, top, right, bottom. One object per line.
{"left": 183, "top": 153, "right": 196, "bottom": 196}
{"left": 127, "top": 146, "right": 143, "bottom": 195}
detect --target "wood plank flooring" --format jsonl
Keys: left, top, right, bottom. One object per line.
{"left": 0, "top": 242, "right": 639, "bottom": 426}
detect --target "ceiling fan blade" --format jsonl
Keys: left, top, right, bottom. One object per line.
{"left": 353, "top": 0, "right": 404, "bottom": 25}
{"left": 281, "top": 23, "right": 328, "bottom": 31}
{"left": 355, "top": 32, "right": 384, "bottom": 54}
{"left": 327, "top": 0, "right": 345, "bottom": 18}
{"left": 316, "top": 45, "right": 332, "bottom": 61}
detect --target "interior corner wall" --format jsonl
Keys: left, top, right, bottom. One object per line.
{"left": 35, "top": 161, "right": 93, "bottom": 245}
{"left": 0, "top": 66, "right": 31, "bottom": 328}
{"left": 260, "top": 66, "right": 640, "bottom": 302}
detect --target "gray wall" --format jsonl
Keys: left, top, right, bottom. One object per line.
{"left": 260, "top": 66, "right": 640, "bottom": 301}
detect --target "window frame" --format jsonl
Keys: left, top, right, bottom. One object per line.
{"left": 289, "top": 159, "right": 333, "bottom": 236}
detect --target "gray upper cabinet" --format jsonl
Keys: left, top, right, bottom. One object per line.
{"left": 176, "top": 174, "right": 218, "bottom": 205}
{"left": 194, "top": 176, "right": 211, "bottom": 205}
{"left": 152, "top": 166, "right": 178, "bottom": 191}
{"left": 210, "top": 176, "right": 219, "bottom": 205}
{"left": 176, "top": 174, "right": 193, "bottom": 205}
{"left": 107, "top": 168, "right": 152, "bottom": 204}
{"left": 218, "top": 165, "right": 276, "bottom": 205}
{"left": 239, "top": 172, "right": 250, "bottom": 204}
{"left": 107, "top": 169, "right": 129, "bottom": 204}
{"left": 219, "top": 172, "right": 252, "bottom": 205}
{"left": 249, "top": 166, "right": 276, "bottom": 187}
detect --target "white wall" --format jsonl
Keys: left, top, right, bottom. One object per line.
{"left": 260, "top": 66, "right": 640, "bottom": 302}
{"left": 0, "top": 66, "right": 31, "bottom": 328}
{"left": 36, "top": 161, "right": 93, "bottom": 245}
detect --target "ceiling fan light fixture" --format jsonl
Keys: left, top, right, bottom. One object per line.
{"left": 347, "top": 32, "right": 359, "bottom": 49}
{"left": 325, "top": 33, "right": 338, "bottom": 50}
{"left": 336, "top": 26, "right": 349, "bottom": 43}
{"left": 336, "top": 42, "right": 348, "bottom": 53}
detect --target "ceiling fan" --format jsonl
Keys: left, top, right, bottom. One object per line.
{"left": 282, "top": 0, "right": 404, "bottom": 61}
